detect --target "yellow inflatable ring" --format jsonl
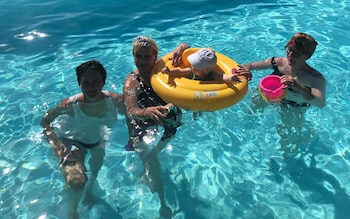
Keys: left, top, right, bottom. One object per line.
{"left": 151, "top": 48, "right": 248, "bottom": 111}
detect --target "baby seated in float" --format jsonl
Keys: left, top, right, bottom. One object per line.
{"left": 161, "top": 48, "right": 240, "bottom": 83}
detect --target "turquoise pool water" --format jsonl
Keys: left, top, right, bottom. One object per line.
{"left": 1, "top": 0, "right": 350, "bottom": 218}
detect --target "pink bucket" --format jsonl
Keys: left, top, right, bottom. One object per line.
{"left": 258, "top": 75, "right": 287, "bottom": 102}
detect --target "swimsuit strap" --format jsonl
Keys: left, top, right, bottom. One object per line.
{"left": 129, "top": 72, "right": 165, "bottom": 107}
{"left": 130, "top": 72, "right": 151, "bottom": 90}
{"left": 271, "top": 57, "right": 280, "bottom": 73}
{"left": 130, "top": 71, "right": 140, "bottom": 82}
{"left": 130, "top": 71, "right": 150, "bottom": 93}
{"left": 271, "top": 57, "right": 283, "bottom": 76}
{"left": 281, "top": 99, "right": 311, "bottom": 107}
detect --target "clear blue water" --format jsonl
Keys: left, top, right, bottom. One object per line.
{"left": 1, "top": 0, "right": 350, "bottom": 218}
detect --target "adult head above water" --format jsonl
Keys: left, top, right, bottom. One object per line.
{"left": 75, "top": 60, "right": 107, "bottom": 85}
{"left": 131, "top": 36, "right": 159, "bottom": 74}
{"left": 285, "top": 32, "right": 318, "bottom": 60}
{"left": 132, "top": 36, "right": 159, "bottom": 57}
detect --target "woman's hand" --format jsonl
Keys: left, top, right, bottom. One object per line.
{"left": 171, "top": 43, "right": 190, "bottom": 67}
{"left": 280, "top": 74, "right": 296, "bottom": 87}
{"left": 53, "top": 140, "right": 66, "bottom": 157}
{"left": 236, "top": 65, "right": 252, "bottom": 81}
{"left": 281, "top": 75, "right": 315, "bottom": 101}
{"left": 143, "top": 103, "right": 174, "bottom": 125}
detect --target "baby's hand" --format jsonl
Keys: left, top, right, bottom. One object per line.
{"left": 230, "top": 75, "right": 241, "bottom": 83}
{"left": 230, "top": 68, "right": 240, "bottom": 83}
{"left": 161, "top": 66, "right": 170, "bottom": 74}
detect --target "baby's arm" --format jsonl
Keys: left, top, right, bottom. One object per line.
{"left": 213, "top": 72, "right": 241, "bottom": 83}
{"left": 161, "top": 66, "right": 191, "bottom": 77}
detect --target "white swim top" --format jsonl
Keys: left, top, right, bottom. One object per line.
{"left": 57, "top": 91, "right": 118, "bottom": 144}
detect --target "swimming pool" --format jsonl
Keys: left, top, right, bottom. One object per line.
{"left": 1, "top": 0, "right": 350, "bottom": 218}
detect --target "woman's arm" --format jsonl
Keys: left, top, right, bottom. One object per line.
{"left": 110, "top": 92, "right": 126, "bottom": 114}
{"left": 305, "top": 70, "right": 326, "bottom": 108}
{"left": 41, "top": 101, "right": 72, "bottom": 156}
{"left": 237, "top": 57, "right": 281, "bottom": 81}
{"left": 123, "top": 75, "right": 148, "bottom": 119}
{"left": 281, "top": 73, "right": 326, "bottom": 108}
{"left": 309, "top": 77, "right": 326, "bottom": 108}
{"left": 241, "top": 57, "right": 274, "bottom": 70}
{"left": 123, "top": 75, "right": 170, "bottom": 124}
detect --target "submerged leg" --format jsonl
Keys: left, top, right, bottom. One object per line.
{"left": 137, "top": 137, "right": 173, "bottom": 219}
{"left": 58, "top": 140, "right": 87, "bottom": 219}
{"left": 278, "top": 107, "right": 308, "bottom": 157}
{"left": 62, "top": 161, "right": 87, "bottom": 219}
{"left": 83, "top": 144, "right": 105, "bottom": 208}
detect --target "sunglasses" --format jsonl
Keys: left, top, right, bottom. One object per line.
{"left": 285, "top": 47, "right": 302, "bottom": 57}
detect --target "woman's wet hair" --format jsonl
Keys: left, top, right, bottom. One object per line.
{"left": 132, "top": 36, "right": 159, "bottom": 57}
{"left": 75, "top": 60, "right": 107, "bottom": 85}
{"left": 286, "top": 32, "right": 318, "bottom": 59}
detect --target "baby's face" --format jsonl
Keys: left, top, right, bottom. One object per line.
{"left": 191, "top": 66, "right": 207, "bottom": 78}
